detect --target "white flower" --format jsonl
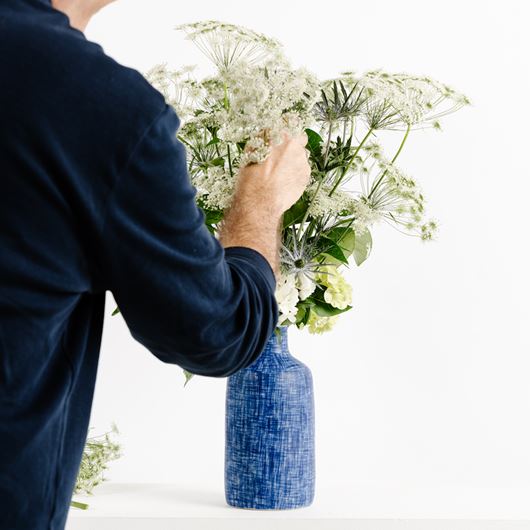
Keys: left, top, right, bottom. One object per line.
{"left": 316, "top": 266, "right": 352, "bottom": 310}
{"left": 296, "top": 271, "right": 316, "bottom": 300}
{"left": 143, "top": 21, "right": 467, "bottom": 340}
{"left": 306, "top": 182, "right": 353, "bottom": 217}
{"left": 306, "top": 313, "right": 338, "bottom": 334}
{"left": 191, "top": 166, "right": 235, "bottom": 210}
{"left": 275, "top": 274, "right": 299, "bottom": 324}
{"left": 362, "top": 157, "right": 438, "bottom": 239}
{"left": 176, "top": 20, "right": 283, "bottom": 71}
{"left": 348, "top": 198, "right": 383, "bottom": 232}
{"left": 145, "top": 64, "right": 202, "bottom": 124}
{"left": 338, "top": 69, "right": 470, "bottom": 131}
{"left": 214, "top": 60, "right": 319, "bottom": 165}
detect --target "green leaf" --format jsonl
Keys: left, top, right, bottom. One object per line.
{"left": 311, "top": 299, "right": 352, "bottom": 317}
{"left": 70, "top": 501, "right": 89, "bottom": 510}
{"left": 296, "top": 301, "right": 312, "bottom": 329}
{"left": 305, "top": 127, "right": 322, "bottom": 149}
{"left": 201, "top": 207, "right": 223, "bottom": 234}
{"left": 209, "top": 157, "right": 225, "bottom": 167}
{"left": 183, "top": 370, "right": 194, "bottom": 387}
{"left": 111, "top": 307, "right": 120, "bottom": 316}
{"left": 353, "top": 228, "right": 372, "bottom": 266}
{"left": 205, "top": 137, "right": 220, "bottom": 147}
{"left": 283, "top": 198, "right": 308, "bottom": 228}
{"left": 295, "top": 303, "right": 311, "bottom": 327}
{"left": 203, "top": 209, "right": 223, "bottom": 225}
{"left": 304, "top": 127, "right": 323, "bottom": 163}
{"left": 306, "top": 287, "right": 351, "bottom": 316}
{"left": 316, "top": 236, "right": 348, "bottom": 264}
{"left": 326, "top": 227, "right": 355, "bottom": 258}
{"left": 274, "top": 327, "right": 282, "bottom": 340}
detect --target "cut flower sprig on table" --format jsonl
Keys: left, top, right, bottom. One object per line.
{"left": 141, "top": 20, "right": 469, "bottom": 384}
{"left": 70, "top": 423, "right": 121, "bottom": 510}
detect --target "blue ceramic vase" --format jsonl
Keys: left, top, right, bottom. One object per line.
{"left": 224, "top": 326, "right": 315, "bottom": 509}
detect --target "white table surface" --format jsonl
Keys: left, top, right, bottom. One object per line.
{"left": 65, "top": 481, "right": 530, "bottom": 530}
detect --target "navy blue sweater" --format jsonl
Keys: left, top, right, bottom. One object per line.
{"left": 0, "top": 1, "right": 278, "bottom": 528}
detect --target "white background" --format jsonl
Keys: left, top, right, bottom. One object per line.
{"left": 84, "top": 0, "right": 530, "bottom": 504}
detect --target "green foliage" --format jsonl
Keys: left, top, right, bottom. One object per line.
{"left": 209, "top": 157, "right": 225, "bottom": 167}
{"left": 326, "top": 227, "right": 356, "bottom": 258}
{"left": 304, "top": 128, "right": 324, "bottom": 170}
{"left": 183, "top": 370, "right": 194, "bottom": 386}
{"left": 295, "top": 303, "right": 312, "bottom": 328}
{"left": 143, "top": 23, "right": 469, "bottom": 338}
{"left": 70, "top": 501, "right": 89, "bottom": 510}
{"left": 201, "top": 207, "right": 224, "bottom": 235}
{"left": 323, "top": 136, "right": 359, "bottom": 172}
{"left": 314, "top": 79, "right": 367, "bottom": 123}
{"left": 353, "top": 228, "right": 372, "bottom": 266}
{"left": 205, "top": 136, "right": 220, "bottom": 147}
{"left": 315, "top": 236, "right": 348, "bottom": 264}
{"left": 71, "top": 424, "right": 122, "bottom": 509}
{"left": 306, "top": 287, "right": 352, "bottom": 317}
{"left": 283, "top": 198, "right": 308, "bottom": 229}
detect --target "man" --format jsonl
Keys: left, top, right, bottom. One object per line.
{"left": 0, "top": 0, "right": 310, "bottom": 528}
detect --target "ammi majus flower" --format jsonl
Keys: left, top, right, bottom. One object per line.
{"left": 176, "top": 20, "right": 283, "bottom": 72}
{"left": 145, "top": 64, "right": 202, "bottom": 123}
{"left": 357, "top": 156, "right": 438, "bottom": 240}
{"left": 344, "top": 69, "right": 471, "bottom": 131}
{"left": 143, "top": 20, "right": 469, "bottom": 355}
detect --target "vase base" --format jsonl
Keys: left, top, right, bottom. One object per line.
{"left": 225, "top": 499, "right": 314, "bottom": 511}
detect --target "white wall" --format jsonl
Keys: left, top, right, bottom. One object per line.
{"left": 84, "top": 0, "right": 530, "bottom": 499}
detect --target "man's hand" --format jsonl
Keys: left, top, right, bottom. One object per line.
{"left": 219, "top": 130, "right": 311, "bottom": 278}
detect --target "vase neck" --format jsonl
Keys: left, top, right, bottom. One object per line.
{"left": 243, "top": 326, "right": 297, "bottom": 371}
{"left": 269, "top": 326, "right": 289, "bottom": 355}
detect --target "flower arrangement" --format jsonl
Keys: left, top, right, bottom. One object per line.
{"left": 70, "top": 423, "right": 121, "bottom": 510}
{"left": 137, "top": 20, "right": 470, "bottom": 384}
{"left": 146, "top": 20, "right": 469, "bottom": 327}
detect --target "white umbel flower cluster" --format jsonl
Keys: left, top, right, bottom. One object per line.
{"left": 176, "top": 20, "right": 284, "bottom": 71}
{"left": 144, "top": 20, "right": 468, "bottom": 342}
{"left": 348, "top": 199, "right": 383, "bottom": 233}
{"left": 340, "top": 69, "right": 470, "bottom": 130}
{"left": 363, "top": 156, "right": 438, "bottom": 240}
{"left": 192, "top": 166, "right": 235, "bottom": 210}
{"left": 215, "top": 60, "right": 319, "bottom": 166}
{"left": 145, "top": 64, "right": 201, "bottom": 123}
{"left": 306, "top": 182, "right": 353, "bottom": 217}
{"left": 148, "top": 24, "right": 320, "bottom": 212}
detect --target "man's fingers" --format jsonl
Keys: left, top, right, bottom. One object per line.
{"left": 279, "top": 129, "right": 308, "bottom": 147}
{"left": 294, "top": 130, "right": 308, "bottom": 147}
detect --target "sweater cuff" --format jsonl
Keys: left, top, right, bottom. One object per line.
{"left": 224, "top": 246, "right": 277, "bottom": 293}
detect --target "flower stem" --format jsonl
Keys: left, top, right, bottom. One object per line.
{"left": 71, "top": 501, "right": 89, "bottom": 510}
{"left": 368, "top": 123, "right": 410, "bottom": 199}
{"left": 296, "top": 176, "right": 325, "bottom": 242}
{"left": 227, "top": 144, "right": 233, "bottom": 179}
{"left": 323, "top": 122, "right": 334, "bottom": 167}
{"left": 221, "top": 81, "right": 234, "bottom": 179}
{"left": 328, "top": 127, "right": 374, "bottom": 197}
{"left": 223, "top": 82, "right": 229, "bottom": 110}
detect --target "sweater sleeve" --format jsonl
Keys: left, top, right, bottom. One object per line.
{"left": 98, "top": 104, "right": 279, "bottom": 377}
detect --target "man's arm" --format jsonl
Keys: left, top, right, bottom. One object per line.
{"left": 98, "top": 105, "right": 309, "bottom": 377}
{"left": 219, "top": 186, "right": 283, "bottom": 277}
{"left": 219, "top": 130, "right": 309, "bottom": 277}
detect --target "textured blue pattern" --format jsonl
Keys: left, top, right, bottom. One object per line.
{"left": 225, "top": 326, "right": 315, "bottom": 509}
